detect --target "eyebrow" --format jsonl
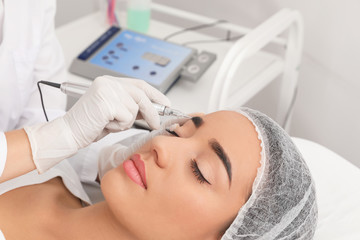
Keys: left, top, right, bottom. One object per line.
{"left": 209, "top": 139, "right": 232, "bottom": 185}
{"left": 190, "top": 117, "right": 232, "bottom": 185}
{"left": 191, "top": 116, "right": 204, "bottom": 128}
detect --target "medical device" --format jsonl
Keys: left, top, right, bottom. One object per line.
{"left": 69, "top": 26, "right": 216, "bottom": 93}
{"left": 38, "top": 80, "right": 190, "bottom": 119}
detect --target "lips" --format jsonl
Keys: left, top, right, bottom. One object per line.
{"left": 123, "top": 154, "right": 147, "bottom": 189}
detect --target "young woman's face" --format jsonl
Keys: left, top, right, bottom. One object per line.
{"left": 101, "top": 111, "right": 261, "bottom": 240}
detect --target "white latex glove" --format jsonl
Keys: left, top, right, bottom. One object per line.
{"left": 64, "top": 75, "right": 171, "bottom": 144}
{"left": 25, "top": 75, "right": 170, "bottom": 173}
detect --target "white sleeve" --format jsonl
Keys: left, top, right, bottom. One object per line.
{"left": 17, "top": 0, "right": 66, "bottom": 128}
{"left": 0, "top": 229, "right": 5, "bottom": 240}
{"left": 0, "top": 132, "right": 7, "bottom": 177}
{"left": 32, "top": 0, "right": 67, "bottom": 109}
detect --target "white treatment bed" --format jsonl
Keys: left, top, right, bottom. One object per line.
{"left": 292, "top": 138, "right": 360, "bottom": 240}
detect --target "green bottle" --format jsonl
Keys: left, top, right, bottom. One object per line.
{"left": 127, "top": 0, "right": 151, "bottom": 33}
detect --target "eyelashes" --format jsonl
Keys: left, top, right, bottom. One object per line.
{"left": 166, "top": 129, "right": 179, "bottom": 137}
{"left": 165, "top": 127, "right": 211, "bottom": 185}
{"left": 191, "top": 159, "right": 211, "bottom": 185}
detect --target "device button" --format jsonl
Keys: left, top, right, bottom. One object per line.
{"left": 150, "top": 71, "right": 157, "bottom": 76}
{"left": 188, "top": 64, "right": 200, "bottom": 74}
{"left": 108, "top": 50, "right": 115, "bottom": 55}
{"left": 142, "top": 52, "right": 153, "bottom": 61}
{"left": 151, "top": 55, "right": 161, "bottom": 62}
{"left": 198, "top": 54, "right": 209, "bottom": 63}
{"left": 133, "top": 65, "right": 139, "bottom": 70}
{"left": 157, "top": 57, "right": 170, "bottom": 66}
{"left": 102, "top": 56, "right": 109, "bottom": 60}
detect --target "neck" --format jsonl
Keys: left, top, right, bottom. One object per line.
{"left": 52, "top": 202, "right": 135, "bottom": 240}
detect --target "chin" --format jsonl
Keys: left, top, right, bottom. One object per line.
{"left": 100, "top": 169, "right": 114, "bottom": 200}
{"left": 101, "top": 166, "right": 144, "bottom": 212}
{"left": 100, "top": 167, "right": 125, "bottom": 203}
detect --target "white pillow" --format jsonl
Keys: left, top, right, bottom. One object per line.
{"left": 292, "top": 137, "right": 360, "bottom": 240}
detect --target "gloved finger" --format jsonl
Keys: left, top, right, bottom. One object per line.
{"left": 130, "top": 78, "right": 171, "bottom": 107}
{"left": 106, "top": 91, "right": 139, "bottom": 131}
{"left": 95, "top": 76, "right": 162, "bottom": 129}
{"left": 107, "top": 108, "right": 136, "bottom": 132}
{"left": 94, "top": 128, "right": 111, "bottom": 142}
{"left": 140, "top": 82, "right": 171, "bottom": 107}
{"left": 105, "top": 117, "right": 135, "bottom": 132}
{"left": 101, "top": 75, "right": 170, "bottom": 107}
{"left": 128, "top": 87, "right": 161, "bottom": 129}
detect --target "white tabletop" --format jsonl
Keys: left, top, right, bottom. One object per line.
{"left": 56, "top": 11, "right": 281, "bottom": 113}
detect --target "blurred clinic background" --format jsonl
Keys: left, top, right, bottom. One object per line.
{"left": 55, "top": 0, "right": 360, "bottom": 168}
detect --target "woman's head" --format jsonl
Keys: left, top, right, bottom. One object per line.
{"left": 101, "top": 108, "right": 318, "bottom": 240}
{"left": 222, "top": 108, "right": 317, "bottom": 240}
{"left": 101, "top": 110, "right": 262, "bottom": 239}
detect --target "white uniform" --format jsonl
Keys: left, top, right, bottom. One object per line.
{"left": 0, "top": 0, "right": 66, "bottom": 131}
{"left": 0, "top": 0, "right": 4, "bottom": 44}
{"left": 0, "top": 0, "right": 67, "bottom": 175}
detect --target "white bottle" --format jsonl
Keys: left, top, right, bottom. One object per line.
{"left": 126, "top": 0, "right": 151, "bottom": 33}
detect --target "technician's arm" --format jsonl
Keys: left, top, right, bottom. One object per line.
{"left": 0, "top": 130, "right": 36, "bottom": 183}
{"left": 0, "top": 76, "right": 170, "bottom": 182}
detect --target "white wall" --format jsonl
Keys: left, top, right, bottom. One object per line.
{"left": 55, "top": 0, "right": 360, "bottom": 167}
{"left": 55, "top": 0, "right": 98, "bottom": 27}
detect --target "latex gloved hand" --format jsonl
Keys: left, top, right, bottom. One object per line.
{"left": 25, "top": 75, "right": 170, "bottom": 173}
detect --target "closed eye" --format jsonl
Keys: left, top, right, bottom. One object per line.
{"left": 166, "top": 129, "right": 179, "bottom": 137}
{"left": 191, "top": 159, "right": 211, "bottom": 185}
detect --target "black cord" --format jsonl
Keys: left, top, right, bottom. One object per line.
{"left": 37, "top": 80, "right": 61, "bottom": 122}
{"left": 182, "top": 34, "right": 243, "bottom": 46}
{"left": 282, "top": 85, "right": 299, "bottom": 129}
{"left": 162, "top": 19, "right": 244, "bottom": 47}
{"left": 163, "top": 19, "right": 228, "bottom": 41}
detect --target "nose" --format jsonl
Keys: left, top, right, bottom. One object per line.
{"left": 151, "top": 135, "right": 178, "bottom": 169}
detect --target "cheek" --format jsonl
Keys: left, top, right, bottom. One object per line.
{"left": 148, "top": 177, "right": 228, "bottom": 236}
{"left": 100, "top": 167, "right": 236, "bottom": 239}
{"left": 101, "top": 168, "right": 125, "bottom": 214}
{"left": 101, "top": 167, "right": 146, "bottom": 224}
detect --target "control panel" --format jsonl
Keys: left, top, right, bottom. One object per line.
{"left": 69, "top": 26, "right": 216, "bottom": 93}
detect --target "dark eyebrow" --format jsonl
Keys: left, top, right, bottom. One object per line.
{"left": 191, "top": 116, "right": 204, "bottom": 128}
{"left": 209, "top": 139, "right": 232, "bottom": 185}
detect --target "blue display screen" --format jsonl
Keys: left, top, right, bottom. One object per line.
{"left": 89, "top": 30, "right": 193, "bottom": 85}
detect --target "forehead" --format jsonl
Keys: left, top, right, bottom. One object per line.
{"left": 196, "top": 111, "right": 261, "bottom": 184}
{"left": 182, "top": 111, "right": 261, "bottom": 160}
{"left": 180, "top": 110, "right": 261, "bottom": 163}
{"left": 198, "top": 111, "right": 258, "bottom": 141}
